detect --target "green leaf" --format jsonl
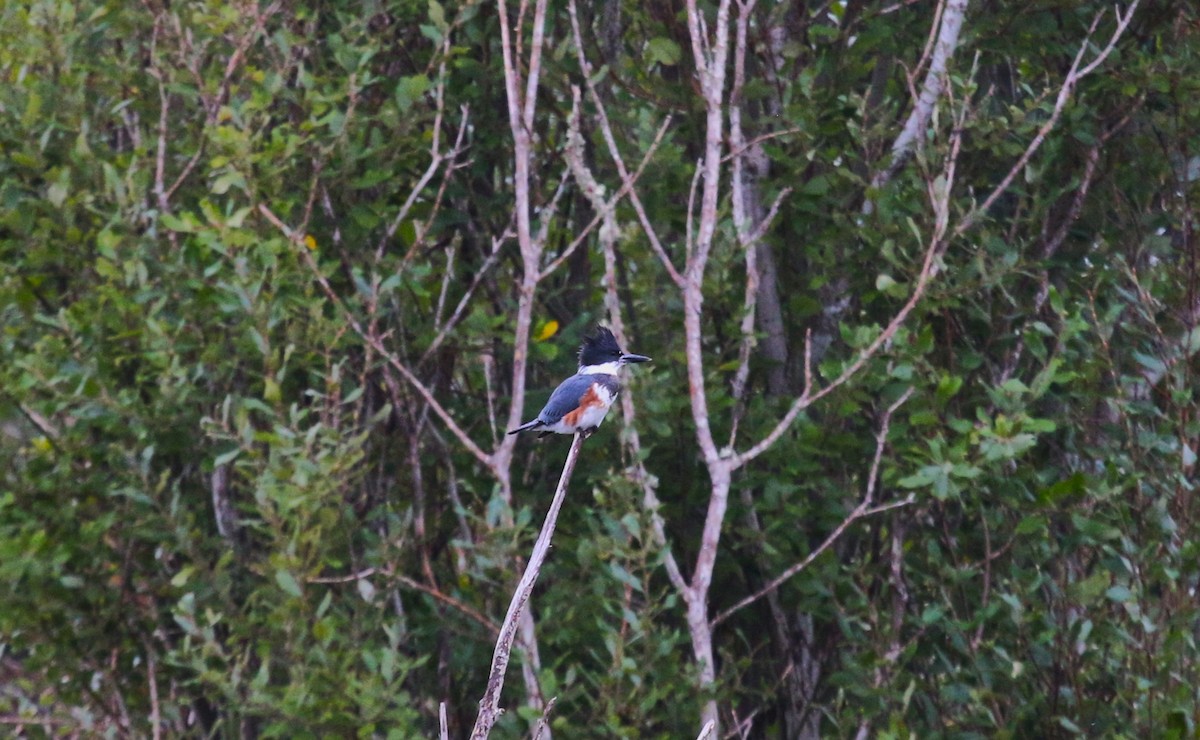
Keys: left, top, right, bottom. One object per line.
{"left": 210, "top": 170, "right": 247, "bottom": 195}
{"left": 1133, "top": 351, "right": 1165, "bottom": 375}
{"left": 1105, "top": 585, "right": 1133, "bottom": 602}
{"left": 275, "top": 569, "right": 303, "bottom": 598}
{"left": 1070, "top": 571, "right": 1109, "bottom": 603}
{"left": 646, "top": 37, "right": 681, "bottom": 66}
{"left": 1015, "top": 515, "right": 1047, "bottom": 536}
{"left": 213, "top": 447, "right": 240, "bottom": 467}
{"left": 396, "top": 74, "right": 430, "bottom": 112}
{"left": 1071, "top": 514, "right": 1122, "bottom": 542}
{"left": 1037, "top": 472, "right": 1086, "bottom": 505}
{"left": 159, "top": 212, "right": 195, "bottom": 233}
{"left": 419, "top": 23, "right": 442, "bottom": 45}
{"left": 428, "top": 0, "right": 447, "bottom": 31}
{"left": 936, "top": 374, "right": 963, "bottom": 401}
{"left": 609, "top": 561, "right": 643, "bottom": 593}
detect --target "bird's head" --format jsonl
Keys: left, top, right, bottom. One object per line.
{"left": 578, "top": 326, "right": 651, "bottom": 373}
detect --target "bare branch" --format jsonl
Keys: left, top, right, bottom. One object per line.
{"left": 745, "top": 189, "right": 790, "bottom": 247}
{"left": 720, "top": 126, "right": 802, "bottom": 163}
{"left": 957, "top": 0, "right": 1140, "bottom": 235}
{"left": 685, "top": 162, "right": 703, "bottom": 262}
{"left": 433, "top": 241, "right": 458, "bottom": 330}
{"left": 871, "top": 0, "right": 967, "bottom": 190}
{"left": 726, "top": 225, "right": 759, "bottom": 445}
{"left": 913, "top": 0, "right": 949, "bottom": 89}
{"left": 258, "top": 204, "right": 494, "bottom": 469}
{"left": 714, "top": 390, "right": 915, "bottom": 626}
{"left": 566, "top": 0, "right": 683, "bottom": 287}
{"left": 212, "top": 2, "right": 281, "bottom": 117}
{"left": 736, "top": 93, "right": 969, "bottom": 469}
{"left": 734, "top": 242, "right": 938, "bottom": 467}
{"left": 521, "top": 0, "right": 549, "bottom": 132}
{"left": 564, "top": 89, "right": 690, "bottom": 595}
{"left": 726, "top": 0, "right": 794, "bottom": 444}
{"left": 378, "top": 43, "right": 466, "bottom": 259}
{"left": 152, "top": 36, "right": 170, "bottom": 213}
{"left": 17, "top": 402, "right": 61, "bottom": 442}
{"left": 532, "top": 697, "right": 558, "bottom": 740}
{"left": 309, "top": 566, "right": 500, "bottom": 636}
{"left": 677, "top": 0, "right": 739, "bottom": 730}
{"left": 439, "top": 702, "right": 450, "bottom": 740}
{"left": 539, "top": 117, "right": 673, "bottom": 281}
{"left": 471, "top": 434, "right": 588, "bottom": 739}
{"left": 396, "top": 574, "right": 502, "bottom": 636}
{"left": 683, "top": 0, "right": 709, "bottom": 79}
{"left": 420, "top": 235, "right": 509, "bottom": 364}
{"left": 493, "top": 0, "right": 554, "bottom": 463}
{"left": 146, "top": 651, "right": 161, "bottom": 740}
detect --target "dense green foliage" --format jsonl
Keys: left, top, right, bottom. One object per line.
{"left": 3, "top": 0, "right": 1200, "bottom": 736}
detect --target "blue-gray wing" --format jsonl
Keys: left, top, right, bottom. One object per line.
{"left": 538, "top": 374, "right": 615, "bottom": 423}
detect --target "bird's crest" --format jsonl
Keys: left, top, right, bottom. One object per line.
{"left": 578, "top": 326, "right": 622, "bottom": 368}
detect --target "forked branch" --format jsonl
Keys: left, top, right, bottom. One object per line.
{"left": 714, "top": 388, "right": 915, "bottom": 626}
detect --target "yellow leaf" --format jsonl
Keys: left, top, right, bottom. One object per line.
{"left": 303, "top": 234, "right": 318, "bottom": 251}
{"left": 534, "top": 320, "right": 559, "bottom": 342}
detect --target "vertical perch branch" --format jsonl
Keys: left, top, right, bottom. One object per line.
{"left": 470, "top": 433, "right": 589, "bottom": 739}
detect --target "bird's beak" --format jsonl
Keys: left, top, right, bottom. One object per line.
{"left": 620, "top": 353, "right": 652, "bottom": 364}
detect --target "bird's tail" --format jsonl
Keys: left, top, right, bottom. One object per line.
{"left": 507, "top": 419, "right": 542, "bottom": 435}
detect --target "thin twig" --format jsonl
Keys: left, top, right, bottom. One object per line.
{"left": 956, "top": 0, "right": 1139, "bottom": 235}
{"left": 420, "top": 235, "right": 509, "bottom": 364}
{"left": 0, "top": 717, "right": 67, "bottom": 726}
{"left": 531, "top": 696, "right": 558, "bottom": 740}
{"left": 685, "top": 162, "right": 703, "bottom": 263}
{"left": 714, "top": 389, "right": 915, "bottom": 626}
{"left": 567, "top": 0, "right": 683, "bottom": 287}
{"left": 308, "top": 566, "right": 500, "bottom": 635}
{"left": 718, "top": 497, "right": 920, "bottom": 629}
{"left": 258, "top": 204, "right": 494, "bottom": 469}
{"left": 720, "top": 126, "right": 802, "bottom": 163}
{"left": 735, "top": 91, "right": 969, "bottom": 469}
{"left": 17, "top": 402, "right": 61, "bottom": 441}
{"left": 538, "top": 117, "right": 672, "bottom": 281}
{"left": 147, "top": 650, "right": 161, "bottom": 740}
{"left": 380, "top": 41, "right": 462, "bottom": 259}
{"left": 726, "top": 0, "right": 766, "bottom": 443}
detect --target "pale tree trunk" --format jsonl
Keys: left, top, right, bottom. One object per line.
{"left": 728, "top": 10, "right": 816, "bottom": 729}
{"left": 486, "top": 0, "right": 563, "bottom": 724}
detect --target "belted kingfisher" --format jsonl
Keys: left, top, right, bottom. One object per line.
{"left": 508, "top": 326, "right": 651, "bottom": 438}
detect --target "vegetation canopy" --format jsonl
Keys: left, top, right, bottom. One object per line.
{"left": 2, "top": 0, "right": 1199, "bottom": 737}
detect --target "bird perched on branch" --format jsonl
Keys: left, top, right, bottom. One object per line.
{"left": 508, "top": 326, "right": 651, "bottom": 438}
